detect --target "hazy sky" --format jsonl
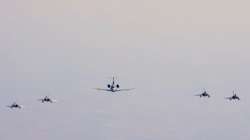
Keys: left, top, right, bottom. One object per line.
{"left": 1, "top": 0, "right": 250, "bottom": 140}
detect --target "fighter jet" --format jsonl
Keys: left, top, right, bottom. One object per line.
{"left": 195, "top": 89, "right": 211, "bottom": 98}
{"left": 95, "top": 77, "right": 134, "bottom": 93}
{"left": 38, "top": 96, "right": 56, "bottom": 103}
{"left": 225, "top": 91, "right": 240, "bottom": 101}
{"left": 7, "top": 102, "right": 22, "bottom": 109}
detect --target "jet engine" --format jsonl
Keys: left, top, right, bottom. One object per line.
{"left": 116, "top": 84, "right": 120, "bottom": 88}
{"left": 107, "top": 84, "right": 111, "bottom": 88}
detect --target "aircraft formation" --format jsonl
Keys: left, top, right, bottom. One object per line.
{"left": 195, "top": 89, "right": 240, "bottom": 101}
{"left": 7, "top": 96, "right": 56, "bottom": 109}
{"left": 6, "top": 77, "right": 240, "bottom": 110}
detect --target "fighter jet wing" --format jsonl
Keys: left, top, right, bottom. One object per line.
{"left": 225, "top": 97, "right": 232, "bottom": 100}
{"left": 6, "top": 105, "right": 23, "bottom": 109}
{"left": 18, "top": 105, "right": 23, "bottom": 108}
{"left": 51, "top": 99, "right": 57, "bottom": 103}
{"left": 6, "top": 105, "right": 12, "bottom": 108}
{"left": 39, "top": 99, "right": 57, "bottom": 103}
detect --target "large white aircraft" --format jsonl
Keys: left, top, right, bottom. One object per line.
{"left": 96, "top": 77, "right": 134, "bottom": 93}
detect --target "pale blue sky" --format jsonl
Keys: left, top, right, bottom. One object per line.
{"left": 1, "top": 0, "right": 250, "bottom": 140}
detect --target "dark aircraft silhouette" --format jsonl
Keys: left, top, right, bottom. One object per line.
{"left": 226, "top": 91, "right": 240, "bottom": 101}
{"left": 96, "top": 77, "right": 134, "bottom": 93}
{"left": 195, "top": 89, "right": 211, "bottom": 98}
{"left": 38, "top": 96, "right": 56, "bottom": 103}
{"left": 7, "top": 102, "right": 22, "bottom": 109}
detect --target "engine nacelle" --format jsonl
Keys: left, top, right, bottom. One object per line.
{"left": 116, "top": 84, "right": 120, "bottom": 88}
{"left": 107, "top": 84, "right": 111, "bottom": 88}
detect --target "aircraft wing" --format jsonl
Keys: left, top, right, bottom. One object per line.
{"left": 95, "top": 88, "right": 134, "bottom": 92}
{"left": 6, "top": 105, "right": 23, "bottom": 109}
{"left": 19, "top": 105, "right": 23, "bottom": 108}
{"left": 116, "top": 88, "right": 135, "bottom": 92}
{"left": 95, "top": 88, "right": 111, "bottom": 91}
{"left": 51, "top": 99, "right": 57, "bottom": 103}
{"left": 6, "top": 105, "right": 12, "bottom": 108}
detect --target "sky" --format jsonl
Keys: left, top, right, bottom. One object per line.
{"left": 1, "top": 0, "right": 250, "bottom": 140}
